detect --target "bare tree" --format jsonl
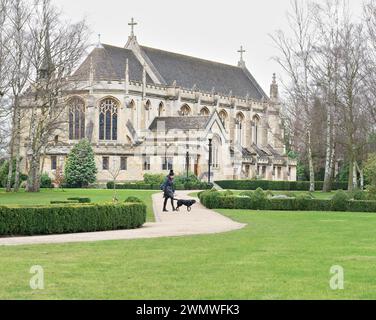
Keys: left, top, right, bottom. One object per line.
{"left": 310, "top": 0, "right": 343, "bottom": 192}
{"left": 3, "top": 0, "right": 33, "bottom": 192}
{"left": 24, "top": 0, "right": 89, "bottom": 192}
{"left": 271, "top": 0, "right": 316, "bottom": 191}
{"left": 0, "top": 0, "right": 11, "bottom": 156}
{"left": 107, "top": 158, "right": 121, "bottom": 202}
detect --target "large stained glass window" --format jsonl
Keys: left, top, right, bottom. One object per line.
{"left": 68, "top": 97, "right": 85, "bottom": 140}
{"left": 99, "top": 98, "right": 118, "bottom": 141}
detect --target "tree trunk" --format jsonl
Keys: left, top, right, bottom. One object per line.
{"left": 323, "top": 109, "right": 332, "bottom": 192}
{"left": 14, "top": 104, "right": 22, "bottom": 192}
{"left": 307, "top": 130, "right": 315, "bottom": 192}
{"left": 359, "top": 169, "right": 364, "bottom": 191}
{"left": 26, "top": 154, "right": 41, "bottom": 193}
{"left": 353, "top": 162, "right": 358, "bottom": 190}
{"left": 6, "top": 112, "right": 16, "bottom": 192}
{"left": 348, "top": 157, "right": 354, "bottom": 192}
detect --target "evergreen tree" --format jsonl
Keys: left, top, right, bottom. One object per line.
{"left": 65, "top": 139, "right": 97, "bottom": 188}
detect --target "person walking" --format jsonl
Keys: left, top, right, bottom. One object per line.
{"left": 163, "top": 170, "right": 176, "bottom": 212}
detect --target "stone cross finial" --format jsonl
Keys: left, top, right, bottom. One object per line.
{"left": 238, "top": 46, "right": 246, "bottom": 61}
{"left": 128, "top": 18, "right": 138, "bottom": 37}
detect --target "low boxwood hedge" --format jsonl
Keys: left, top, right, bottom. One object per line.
{"left": 0, "top": 202, "right": 147, "bottom": 236}
{"left": 198, "top": 190, "right": 376, "bottom": 213}
{"left": 215, "top": 180, "right": 349, "bottom": 191}
{"left": 67, "top": 197, "right": 92, "bottom": 203}
{"left": 107, "top": 182, "right": 211, "bottom": 191}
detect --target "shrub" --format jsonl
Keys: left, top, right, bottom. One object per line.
{"left": 50, "top": 200, "right": 79, "bottom": 204}
{"left": 199, "top": 190, "right": 222, "bottom": 209}
{"left": 347, "top": 200, "right": 376, "bottom": 213}
{"left": 67, "top": 197, "right": 91, "bottom": 203}
{"left": 352, "top": 190, "right": 368, "bottom": 201}
{"left": 0, "top": 203, "right": 147, "bottom": 236}
{"left": 125, "top": 196, "right": 143, "bottom": 203}
{"left": 198, "top": 191, "right": 376, "bottom": 213}
{"left": 366, "top": 186, "right": 376, "bottom": 200}
{"left": 40, "top": 173, "right": 53, "bottom": 189}
{"left": 239, "top": 191, "right": 253, "bottom": 197}
{"left": 222, "top": 190, "right": 234, "bottom": 197}
{"left": 364, "top": 154, "right": 376, "bottom": 189}
{"left": 331, "top": 190, "right": 350, "bottom": 211}
{"left": 215, "top": 180, "right": 348, "bottom": 191}
{"left": 0, "top": 160, "right": 28, "bottom": 188}
{"left": 107, "top": 181, "right": 210, "bottom": 191}
{"left": 252, "top": 188, "right": 268, "bottom": 210}
{"left": 144, "top": 174, "right": 165, "bottom": 185}
{"left": 64, "top": 139, "right": 97, "bottom": 188}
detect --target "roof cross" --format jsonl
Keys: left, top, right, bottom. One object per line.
{"left": 128, "top": 17, "right": 138, "bottom": 37}
{"left": 238, "top": 46, "right": 246, "bottom": 61}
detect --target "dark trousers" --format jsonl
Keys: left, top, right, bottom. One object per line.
{"left": 163, "top": 197, "right": 175, "bottom": 211}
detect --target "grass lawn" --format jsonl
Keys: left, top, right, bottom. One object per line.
{"left": 0, "top": 207, "right": 375, "bottom": 299}
{"left": 0, "top": 189, "right": 158, "bottom": 222}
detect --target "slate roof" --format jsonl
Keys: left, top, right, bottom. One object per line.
{"left": 72, "top": 43, "right": 268, "bottom": 100}
{"left": 72, "top": 45, "right": 153, "bottom": 82}
{"left": 141, "top": 46, "right": 266, "bottom": 99}
{"left": 149, "top": 116, "right": 210, "bottom": 131}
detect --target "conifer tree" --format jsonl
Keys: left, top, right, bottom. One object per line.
{"left": 64, "top": 139, "right": 97, "bottom": 188}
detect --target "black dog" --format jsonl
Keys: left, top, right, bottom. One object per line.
{"left": 175, "top": 199, "right": 197, "bottom": 212}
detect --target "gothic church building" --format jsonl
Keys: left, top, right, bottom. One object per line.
{"left": 23, "top": 22, "right": 297, "bottom": 183}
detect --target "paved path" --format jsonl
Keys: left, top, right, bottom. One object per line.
{"left": 0, "top": 191, "right": 246, "bottom": 246}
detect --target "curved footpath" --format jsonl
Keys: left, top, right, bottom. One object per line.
{"left": 0, "top": 191, "right": 246, "bottom": 246}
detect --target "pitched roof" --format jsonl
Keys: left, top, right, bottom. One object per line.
{"left": 72, "top": 45, "right": 153, "bottom": 83}
{"left": 141, "top": 46, "right": 266, "bottom": 99}
{"left": 72, "top": 43, "right": 268, "bottom": 100}
{"left": 149, "top": 116, "right": 210, "bottom": 131}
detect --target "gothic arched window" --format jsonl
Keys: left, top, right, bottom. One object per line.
{"left": 253, "top": 115, "right": 260, "bottom": 146}
{"left": 212, "top": 135, "right": 222, "bottom": 169}
{"left": 200, "top": 107, "right": 210, "bottom": 116}
{"left": 158, "top": 102, "right": 164, "bottom": 117}
{"left": 68, "top": 97, "right": 86, "bottom": 140}
{"left": 236, "top": 112, "right": 245, "bottom": 146}
{"left": 180, "top": 104, "right": 191, "bottom": 116}
{"left": 99, "top": 98, "right": 118, "bottom": 141}
{"left": 219, "top": 110, "right": 228, "bottom": 128}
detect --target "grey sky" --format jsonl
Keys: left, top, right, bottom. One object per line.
{"left": 53, "top": 0, "right": 363, "bottom": 93}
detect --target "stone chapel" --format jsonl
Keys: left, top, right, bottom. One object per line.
{"left": 21, "top": 19, "right": 297, "bottom": 183}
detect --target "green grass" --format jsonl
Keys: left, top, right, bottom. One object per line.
{"left": 0, "top": 208, "right": 376, "bottom": 299}
{"left": 0, "top": 189, "right": 158, "bottom": 222}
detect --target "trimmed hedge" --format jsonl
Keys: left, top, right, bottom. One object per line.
{"left": 215, "top": 180, "right": 349, "bottom": 191}
{"left": 50, "top": 200, "right": 79, "bottom": 205}
{"left": 0, "top": 202, "right": 147, "bottom": 236}
{"left": 107, "top": 182, "right": 211, "bottom": 191}
{"left": 198, "top": 190, "right": 376, "bottom": 213}
{"left": 67, "top": 197, "right": 92, "bottom": 204}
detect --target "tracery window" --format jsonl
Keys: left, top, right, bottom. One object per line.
{"left": 212, "top": 136, "right": 221, "bottom": 169}
{"left": 219, "top": 110, "right": 228, "bottom": 128}
{"left": 200, "top": 107, "right": 210, "bottom": 116}
{"left": 68, "top": 97, "right": 85, "bottom": 140}
{"left": 253, "top": 115, "right": 260, "bottom": 146}
{"left": 181, "top": 104, "right": 191, "bottom": 116}
{"left": 236, "top": 113, "right": 245, "bottom": 146}
{"left": 99, "top": 98, "right": 118, "bottom": 141}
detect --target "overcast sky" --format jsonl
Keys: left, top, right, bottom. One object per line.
{"left": 53, "top": 0, "right": 363, "bottom": 93}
